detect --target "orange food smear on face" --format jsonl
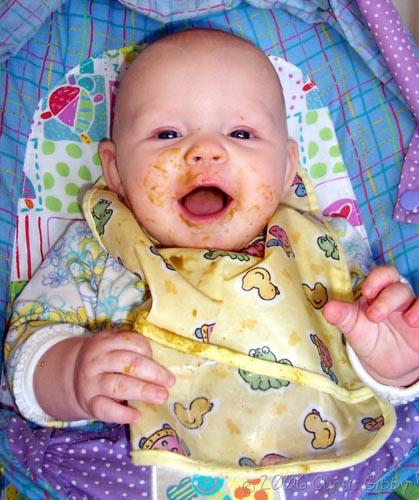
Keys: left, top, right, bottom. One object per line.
{"left": 177, "top": 168, "right": 200, "bottom": 189}
{"left": 156, "top": 147, "right": 181, "bottom": 161}
{"left": 153, "top": 164, "right": 169, "bottom": 179}
{"left": 179, "top": 213, "right": 200, "bottom": 228}
{"left": 142, "top": 149, "right": 183, "bottom": 207}
{"left": 146, "top": 185, "right": 165, "bottom": 207}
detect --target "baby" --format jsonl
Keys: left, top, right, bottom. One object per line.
{"left": 4, "top": 29, "right": 419, "bottom": 476}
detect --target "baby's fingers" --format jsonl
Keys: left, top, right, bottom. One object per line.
{"left": 89, "top": 395, "right": 140, "bottom": 424}
{"left": 365, "top": 281, "right": 415, "bottom": 323}
{"left": 404, "top": 297, "right": 419, "bottom": 328}
{"left": 98, "top": 372, "right": 170, "bottom": 407}
{"left": 361, "top": 265, "right": 400, "bottom": 302}
{"left": 108, "top": 350, "right": 175, "bottom": 388}
{"left": 98, "top": 330, "right": 153, "bottom": 358}
{"left": 323, "top": 300, "right": 376, "bottom": 356}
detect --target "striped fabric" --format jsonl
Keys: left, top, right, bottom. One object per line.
{"left": 0, "top": 0, "right": 417, "bottom": 339}
{"left": 118, "top": 0, "right": 242, "bottom": 22}
{"left": 116, "top": 0, "right": 412, "bottom": 104}
{"left": 0, "top": 0, "right": 65, "bottom": 62}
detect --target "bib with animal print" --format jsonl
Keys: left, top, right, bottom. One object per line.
{"left": 83, "top": 168, "right": 395, "bottom": 477}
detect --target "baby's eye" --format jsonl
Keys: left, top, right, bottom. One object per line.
{"left": 156, "top": 130, "right": 181, "bottom": 139}
{"left": 230, "top": 129, "right": 252, "bottom": 140}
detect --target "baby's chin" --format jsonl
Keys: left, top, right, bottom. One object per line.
{"left": 141, "top": 218, "right": 263, "bottom": 251}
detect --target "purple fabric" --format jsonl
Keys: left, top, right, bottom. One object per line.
{"left": 6, "top": 403, "right": 418, "bottom": 499}
{"left": 357, "top": 0, "right": 419, "bottom": 224}
{"left": 7, "top": 416, "right": 152, "bottom": 499}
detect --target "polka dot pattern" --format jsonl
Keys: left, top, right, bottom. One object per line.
{"left": 38, "top": 143, "right": 97, "bottom": 214}
{"left": 5, "top": 403, "right": 417, "bottom": 498}
{"left": 6, "top": 415, "right": 152, "bottom": 498}
{"left": 358, "top": 0, "right": 418, "bottom": 223}
{"left": 303, "top": 108, "right": 345, "bottom": 178}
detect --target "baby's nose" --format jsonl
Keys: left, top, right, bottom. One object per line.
{"left": 184, "top": 140, "right": 227, "bottom": 166}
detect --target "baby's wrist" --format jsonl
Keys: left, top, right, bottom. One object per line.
{"left": 34, "top": 336, "right": 91, "bottom": 421}
{"left": 360, "top": 362, "right": 419, "bottom": 388}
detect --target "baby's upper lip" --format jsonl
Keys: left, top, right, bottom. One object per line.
{"left": 177, "top": 182, "right": 232, "bottom": 201}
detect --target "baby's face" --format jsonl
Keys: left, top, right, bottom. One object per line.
{"left": 100, "top": 33, "right": 298, "bottom": 250}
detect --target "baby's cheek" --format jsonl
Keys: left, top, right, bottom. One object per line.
{"left": 142, "top": 163, "right": 173, "bottom": 208}
{"left": 256, "top": 184, "right": 281, "bottom": 205}
{"left": 157, "top": 147, "right": 182, "bottom": 169}
{"left": 143, "top": 175, "right": 166, "bottom": 207}
{"left": 233, "top": 204, "right": 264, "bottom": 247}
{"left": 246, "top": 185, "right": 280, "bottom": 224}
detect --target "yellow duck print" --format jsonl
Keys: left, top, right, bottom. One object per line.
{"left": 242, "top": 267, "right": 279, "bottom": 300}
{"left": 174, "top": 397, "right": 214, "bottom": 429}
{"left": 302, "top": 281, "right": 328, "bottom": 309}
{"left": 303, "top": 409, "right": 336, "bottom": 449}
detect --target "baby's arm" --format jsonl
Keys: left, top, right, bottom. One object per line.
{"left": 5, "top": 221, "right": 173, "bottom": 425}
{"left": 324, "top": 265, "right": 418, "bottom": 386}
{"left": 322, "top": 219, "right": 418, "bottom": 398}
{"left": 34, "top": 329, "right": 174, "bottom": 424}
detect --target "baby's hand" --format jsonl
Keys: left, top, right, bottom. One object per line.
{"left": 73, "top": 330, "right": 175, "bottom": 424}
{"left": 323, "top": 265, "right": 419, "bottom": 387}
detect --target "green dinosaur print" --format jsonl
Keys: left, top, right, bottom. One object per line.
{"left": 203, "top": 249, "right": 250, "bottom": 261}
{"left": 91, "top": 199, "right": 113, "bottom": 236}
{"left": 239, "top": 346, "right": 291, "bottom": 390}
{"left": 317, "top": 235, "right": 339, "bottom": 260}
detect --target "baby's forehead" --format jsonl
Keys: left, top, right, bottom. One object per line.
{"left": 126, "top": 31, "right": 276, "bottom": 77}
{"left": 123, "top": 38, "right": 282, "bottom": 95}
{"left": 113, "top": 31, "right": 286, "bottom": 126}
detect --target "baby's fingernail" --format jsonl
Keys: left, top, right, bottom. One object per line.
{"left": 132, "top": 409, "right": 141, "bottom": 422}
{"left": 167, "top": 373, "right": 176, "bottom": 387}
{"left": 155, "top": 388, "right": 168, "bottom": 403}
{"left": 368, "top": 306, "right": 382, "bottom": 322}
{"left": 405, "top": 310, "right": 419, "bottom": 327}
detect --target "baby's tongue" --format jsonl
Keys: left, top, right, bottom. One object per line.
{"left": 183, "top": 187, "right": 225, "bottom": 216}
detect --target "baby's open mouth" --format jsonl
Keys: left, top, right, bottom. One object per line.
{"left": 180, "top": 186, "right": 232, "bottom": 217}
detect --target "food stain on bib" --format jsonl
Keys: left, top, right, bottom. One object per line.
{"left": 290, "top": 231, "right": 301, "bottom": 243}
{"left": 288, "top": 330, "right": 301, "bottom": 346}
{"left": 226, "top": 418, "right": 241, "bottom": 436}
{"left": 275, "top": 403, "right": 288, "bottom": 416}
{"left": 240, "top": 319, "right": 257, "bottom": 331}
{"left": 164, "top": 280, "right": 177, "bottom": 294}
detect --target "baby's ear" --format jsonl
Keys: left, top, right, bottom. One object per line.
{"left": 283, "top": 139, "right": 299, "bottom": 194}
{"left": 99, "top": 140, "right": 125, "bottom": 198}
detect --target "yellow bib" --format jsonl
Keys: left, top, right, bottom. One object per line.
{"left": 83, "top": 169, "right": 395, "bottom": 477}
